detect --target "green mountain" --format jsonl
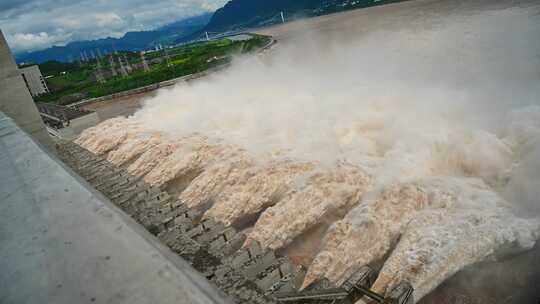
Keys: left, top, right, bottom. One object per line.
{"left": 202, "top": 0, "right": 406, "bottom": 32}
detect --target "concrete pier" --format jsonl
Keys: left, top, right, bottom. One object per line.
{"left": 0, "top": 30, "right": 54, "bottom": 151}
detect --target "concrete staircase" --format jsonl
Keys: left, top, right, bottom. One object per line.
{"left": 57, "top": 141, "right": 309, "bottom": 304}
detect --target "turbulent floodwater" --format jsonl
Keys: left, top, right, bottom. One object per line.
{"left": 75, "top": 0, "right": 540, "bottom": 302}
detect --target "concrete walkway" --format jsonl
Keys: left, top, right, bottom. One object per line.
{"left": 0, "top": 112, "right": 231, "bottom": 304}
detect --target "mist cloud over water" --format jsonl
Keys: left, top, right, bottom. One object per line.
{"left": 133, "top": 4, "right": 540, "bottom": 194}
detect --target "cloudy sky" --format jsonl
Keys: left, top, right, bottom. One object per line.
{"left": 0, "top": 0, "right": 228, "bottom": 53}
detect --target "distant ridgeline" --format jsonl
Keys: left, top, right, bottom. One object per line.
{"left": 15, "top": 14, "right": 212, "bottom": 64}
{"left": 16, "top": 0, "right": 405, "bottom": 64}
{"left": 202, "top": 0, "right": 407, "bottom": 32}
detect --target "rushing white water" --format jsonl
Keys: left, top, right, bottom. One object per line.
{"left": 180, "top": 149, "right": 254, "bottom": 209}
{"left": 302, "top": 177, "right": 457, "bottom": 289}
{"left": 107, "top": 133, "right": 163, "bottom": 166}
{"left": 125, "top": 139, "right": 181, "bottom": 177}
{"left": 74, "top": 1, "right": 540, "bottom": 302}
{"left": 75, "top": 117, "right": 142, "bottom": 155}
{"left": 245, "top": 163, "right": 371, "bottom": 250}
{"left": 368, "top": 189, "right": 540, "bottom": 301}
{"left": 203, "top": 160, "right": 316, "bottom": 226}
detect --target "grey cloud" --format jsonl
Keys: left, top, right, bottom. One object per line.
{"left": 0, "top": 0, "right": 27, "bottom": 11}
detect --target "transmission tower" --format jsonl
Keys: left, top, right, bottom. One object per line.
{"left": 109, "top": 55, "right": 118, "bottom": 77}
{"left": 95, "top": 59, "right": 105, "bottom": 83}
{"left": 118, "top": 55, "right": 128, "bottom": 77}
{"left": 163, "top": 47, "right": 172, "bottom": 67}
{"left": 123, "top": 55, "right": 132, "bottom": 73}
{"left": 140, "top": 51, "right": 150, "bottom": 72}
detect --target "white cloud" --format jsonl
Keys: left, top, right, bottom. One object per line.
{"left": 95, "top": 12, "right": 124, "bottom": 27}
{"left": 6, "top": 31, "right": 72, "bottom": 52}
{"left": 201, "top": 2, "right": 226, "bottom": 11}
{"left": 0, "top": 0, "right": 228, "bottom": 53}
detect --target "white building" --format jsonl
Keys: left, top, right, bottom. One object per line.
{"left": 20, "top": 65, "right": 49, "bottom": 96}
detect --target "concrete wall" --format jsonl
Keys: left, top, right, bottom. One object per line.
{"left": 67, "top": 111, "right": 101, "bottom": 137}
{"left": 0, "top": 30, "right": 54, "bottom": 151}
{"left": 0, "top": 111, "right": 232, "bottom": 304}
{"left": 20, "top": 65, "right": 49, "bottom": 96}
{"left": 52, "top": 112, "right": 101, "bottom": 140}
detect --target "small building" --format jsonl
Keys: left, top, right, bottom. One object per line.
{"left": 20, "top": 65, "right": 49, "bottom": 96}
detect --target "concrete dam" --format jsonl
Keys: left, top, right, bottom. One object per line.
{"left": 2, "top": 0, "right": 540, "bottom": 303}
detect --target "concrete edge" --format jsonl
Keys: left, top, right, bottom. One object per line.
{"left": 1, "top": 111, "right": 233, "bottom": 304}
